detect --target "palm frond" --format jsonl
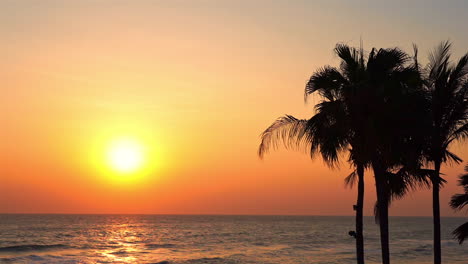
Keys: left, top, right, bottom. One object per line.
{"left": 334, "top": 44, "right": 360, "bottom": 69}
{"left": 429, "top": 58, "right": 468, "bottom": 164}
{"left": 258, "top": 115, "right": 308, "bottom": 158}
{"left": 385, "top": 168, "right": 435, "bottom": 203}
{"left": 447, "top": 54, "right": 468, "bottom": 91}
{"left": 386, "top": 171, "right": 410, "bottom": 201}
{"left": 368, "top": 47, "right": 409, "bottom": 76}
{"left": 442, "top": 150, "right": 463, "bottom": 165}
{"left": 450, "top": 171, "right": 468, "bottom": 210}
{"left": 450, "top": 194, "right": 468, "bottom": 211}
{"left": 453, "top": 221, "right": 468, "bottom": 244}
{"left": 344, "top": 170, "right": 357, "bottom": 188}
{"left": 441, "top": 83, "right": 468, "bottom": 145}
{"left": 428, "top": 40, "right": 452, "bottom": 80}
{"left": 305, "top": 100, "right": 351, "bottom": 167}
{"left": 334, "top": 44, "right": 362, "bottom": 82}
{"left": 450, "top": 165, "right": 468, "bottom": 211}
{"left": 412, "top": 43, "right": 420, "bottom": 72}
{"left": 305, "top": 66, "right": 347, "bottom": 102}
{"left": 449, "top": 122, "right": 468, "bottom": 142}
{"left": 378, "top": 168, "right": 437, "bottom": 214}
{"left": 460, "top": 173, "right": 468, "bottom": 190}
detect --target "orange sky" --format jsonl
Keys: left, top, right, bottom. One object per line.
{"left": 1, "top": 0, "right": 467, "bottom": 216}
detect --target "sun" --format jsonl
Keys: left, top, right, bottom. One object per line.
{"left": 106, "top": 139, "right": 145, "bottom": 173}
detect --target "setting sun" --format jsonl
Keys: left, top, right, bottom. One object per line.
{"left": 106, "top": 139, "right": 145, "bottom": 173}
{"left": 87, "top": 128, "right": 165, "bottom": 185}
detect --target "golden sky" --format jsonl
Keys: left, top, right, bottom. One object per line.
{"left": 1, "top": 0, "right": 467, "bottom": 216}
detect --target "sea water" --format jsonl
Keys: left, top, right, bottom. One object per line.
{"left": 0, "top": 215, "right": 466, "bottom": 263}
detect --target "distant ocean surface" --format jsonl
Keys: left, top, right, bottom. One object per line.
{"left": 0, "top": 215, "right": 467, "bottom": 264}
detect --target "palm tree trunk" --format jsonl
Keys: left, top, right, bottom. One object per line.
{"left": 356, "top": 163, "right": 365, "bottom": 264}
{"left": 432, "top": 161, "right": 441, "bottom": 264}
{"left": 373, "top": 162, "right": 390, "bottom": 264}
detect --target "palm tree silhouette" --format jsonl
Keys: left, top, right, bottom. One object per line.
{"left": 258, "top": 44, "right": 367, "bottom": 264}
{"left": 450, "top": 164, "right": 468, "bottom": 244}
{"left": 329, "top": 45, "right": 430, "bottom": 264}
{"left": 258, "top": 43, "right": 431, "bottom": 264}
{"left": 421, "top": 41, "right": 468, "bottom": 264}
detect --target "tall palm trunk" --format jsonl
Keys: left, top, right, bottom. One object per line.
{"left": 373, "top": 161, "right": 390, "bottom": 264}
{"left": 356, "top": 163, "right": 365, "bottom": 264}
{"left": 432, "top": 161, "right": 441, "bottom": 264}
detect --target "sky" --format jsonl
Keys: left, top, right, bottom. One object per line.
{"left": 1, "top": 0, "right": 467, "bottom": 216}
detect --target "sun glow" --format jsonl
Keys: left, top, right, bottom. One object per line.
{"left": 107, "top": 139, "right": 144, "bottom": 173}
{"left": 86, "top": 125, "right": 167, "bottom": 186}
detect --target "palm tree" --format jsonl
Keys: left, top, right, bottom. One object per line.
{"left": 422, "top": 41, "right": 468, "bottom": 264}
{"left": 258, "top": 44, "right": 367, "bottom": 264}
{"left": 259, "top": 44, "right": 430, "bottom": 264}
{"left": 450, "top": 164, "right": 468, "bottom": 244}
{"left": 343, "top": 45, "right": 430, "bottom": 264}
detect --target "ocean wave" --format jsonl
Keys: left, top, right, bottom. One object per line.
{"left": 110, "top": 249, "right": 129, "bottom": 255}
{"left": 180, "top": 257, "right": 229, "bottom": 264}
{"left": 145, "top": 243, "right": 177, "bottom": 249}
{"left": 0, "top": 244, "right": 68, "bottom": 252}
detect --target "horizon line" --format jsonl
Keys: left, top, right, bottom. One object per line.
{"left": 0, "top": 213, "right": 465, "bottom": 218}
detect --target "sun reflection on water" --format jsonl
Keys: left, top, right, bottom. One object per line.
{"left": 94, "top": 223, "right": 150, "bottom": 263}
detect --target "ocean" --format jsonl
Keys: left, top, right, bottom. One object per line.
{"left": 0, "top": 215, "right": 466, "bottom": 264}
